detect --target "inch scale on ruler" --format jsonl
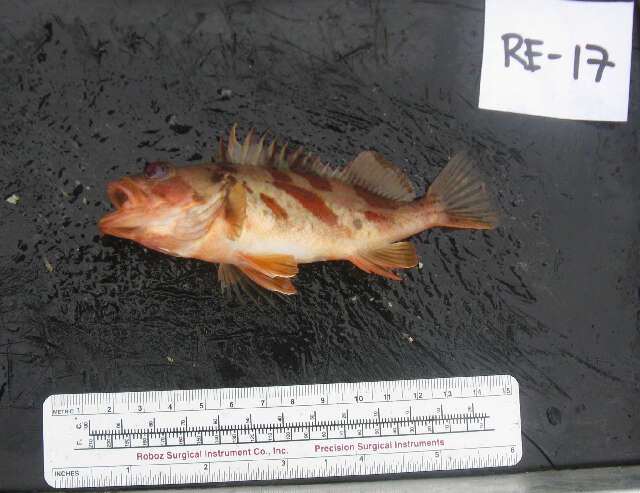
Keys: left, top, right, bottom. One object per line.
{"left": 43, "top": 375, "right": 522, "bottom": 488}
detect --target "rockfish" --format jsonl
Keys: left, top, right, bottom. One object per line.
{"left": 98, "top": 125, "right": 498, "bottom": 295}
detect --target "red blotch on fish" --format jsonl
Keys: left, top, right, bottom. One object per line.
{"left": 364, "top": 210, "right": 388, "bottom": 223}
{"left": 269, "top": 169, "right": 292, "bottom": 183}
{"left": 260, "top": 193, "right": 288, "bottom": 220}
{"left": 301, "top": 172, "right": 332, "bottom": 191}
{"left": 272, "top": 181, "right": 338, "bottom": 226}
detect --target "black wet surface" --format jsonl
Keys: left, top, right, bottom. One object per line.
{"left": 0, "top": 1, "right": 638, "bottom": 490}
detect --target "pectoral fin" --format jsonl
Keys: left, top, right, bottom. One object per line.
{"left": 224, "top": 181, "right": 247, "bottom": 240}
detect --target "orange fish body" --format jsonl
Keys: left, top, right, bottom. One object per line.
{"left": 99, "top": 125, "right": 498, "bottom": 295}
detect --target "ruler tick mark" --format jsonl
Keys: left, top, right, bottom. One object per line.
{"left": 44, "top": 376, "right": 521, "bottom": 488}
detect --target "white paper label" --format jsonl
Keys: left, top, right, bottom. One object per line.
{"left": 479, "top": 0, "right": 634, "bottom": 121}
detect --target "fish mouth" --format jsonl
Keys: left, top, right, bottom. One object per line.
{"left": 99, "top": 179, "right": 147, "bottom": 237}
{"left": 106, "top": 178, "right": 143, "bottom": 209}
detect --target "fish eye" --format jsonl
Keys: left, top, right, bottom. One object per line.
{"left": 144, "top": 161, "right": 173, "bottom": 180}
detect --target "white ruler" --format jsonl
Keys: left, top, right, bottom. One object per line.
{"left": 43, "top": 375, "right": 521, "bottom": 488}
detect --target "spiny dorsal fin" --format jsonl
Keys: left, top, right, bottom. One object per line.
{"left": 219, "top": 124, "right": 335, "bottom": 173}
{"left": 340, "top": 151, "right": 415, "bottom": 202}
{"left": 219, "top": 125, "right": 415, "bottom": 202}
{"left": 223, "top": 123, "right": 283, "bottom": 168}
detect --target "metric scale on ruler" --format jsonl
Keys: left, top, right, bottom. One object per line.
{"left": 43, "top": 375, "right": 521, "bottom": 488}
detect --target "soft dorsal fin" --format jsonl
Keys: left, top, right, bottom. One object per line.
{"left": 218, "top": 124, "right": 415, "bottom": 202}
{"left": 340, "top": 151, "right": 415, "bottom": 202}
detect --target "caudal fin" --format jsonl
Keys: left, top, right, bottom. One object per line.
{"left": 425, "top": 152, "right": 499, "bottom": 230}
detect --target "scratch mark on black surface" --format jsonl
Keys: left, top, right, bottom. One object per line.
{"left": 262, "top": 7, "right": 307, "bottom": 22}
{"left": 268, "top": 34, "right": 331, "bottom": 66}
{"left": 335, "top": 42, "right": 373, "bottom": 62}
{"left": 414, "top": 0, "right": 483, "bottom": 13}
{"left": 523, "top": 431, "right": 556, "bottom": 469}
{"left": 32, "top": 21, "right": 53, "bottom": 56}
{"left": 37, "top": 92, "right": 51, "bottom": 111}
{"left": 561, "top": 351, "right": 622, "bottom": 383}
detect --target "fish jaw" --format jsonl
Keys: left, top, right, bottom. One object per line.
{"left": 99, "top": 169, "right": 231, "bottom": 259}
{"left": 99, "top": 176, "right": 189, "bottom": 251}
{"left": 99, "top": 199, "right": 201, "bottom": 257}
{"left": 99, "top": 178, "right": 150, "bottom": 240}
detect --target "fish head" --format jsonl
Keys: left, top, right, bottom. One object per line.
{"left": 98, "top": 161, "right": 225, "bottom": 254}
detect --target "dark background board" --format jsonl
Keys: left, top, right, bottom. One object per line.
{"left": 0, "top": 0, "right": 638, "bottom": 490}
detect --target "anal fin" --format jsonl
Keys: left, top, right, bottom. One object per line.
{"left": 237, "top": 265, "right": 297, "bottom": 295}
{"left": 351, "top": 242, "right": 418, "bottom": 280}
{"left": 239, "top": 253, "right": 299, "bottom": 278}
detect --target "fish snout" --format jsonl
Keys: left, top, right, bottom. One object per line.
{"left": 98, "top": 208, "right": 141, "bottom": 237}
{"left": 99, "top": 179, "right": 148, "bottom": 237}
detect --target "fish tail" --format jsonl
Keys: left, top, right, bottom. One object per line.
{"left": 423, "top": 151, "right": 499, "bottom": 230}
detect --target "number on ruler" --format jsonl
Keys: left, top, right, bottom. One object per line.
{"left": 43, "top": 376, "right": 521, "bottom": 487}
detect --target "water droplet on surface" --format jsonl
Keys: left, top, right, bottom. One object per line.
{"left": 546, "top": 406, "right": 562, "bottom": 426}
